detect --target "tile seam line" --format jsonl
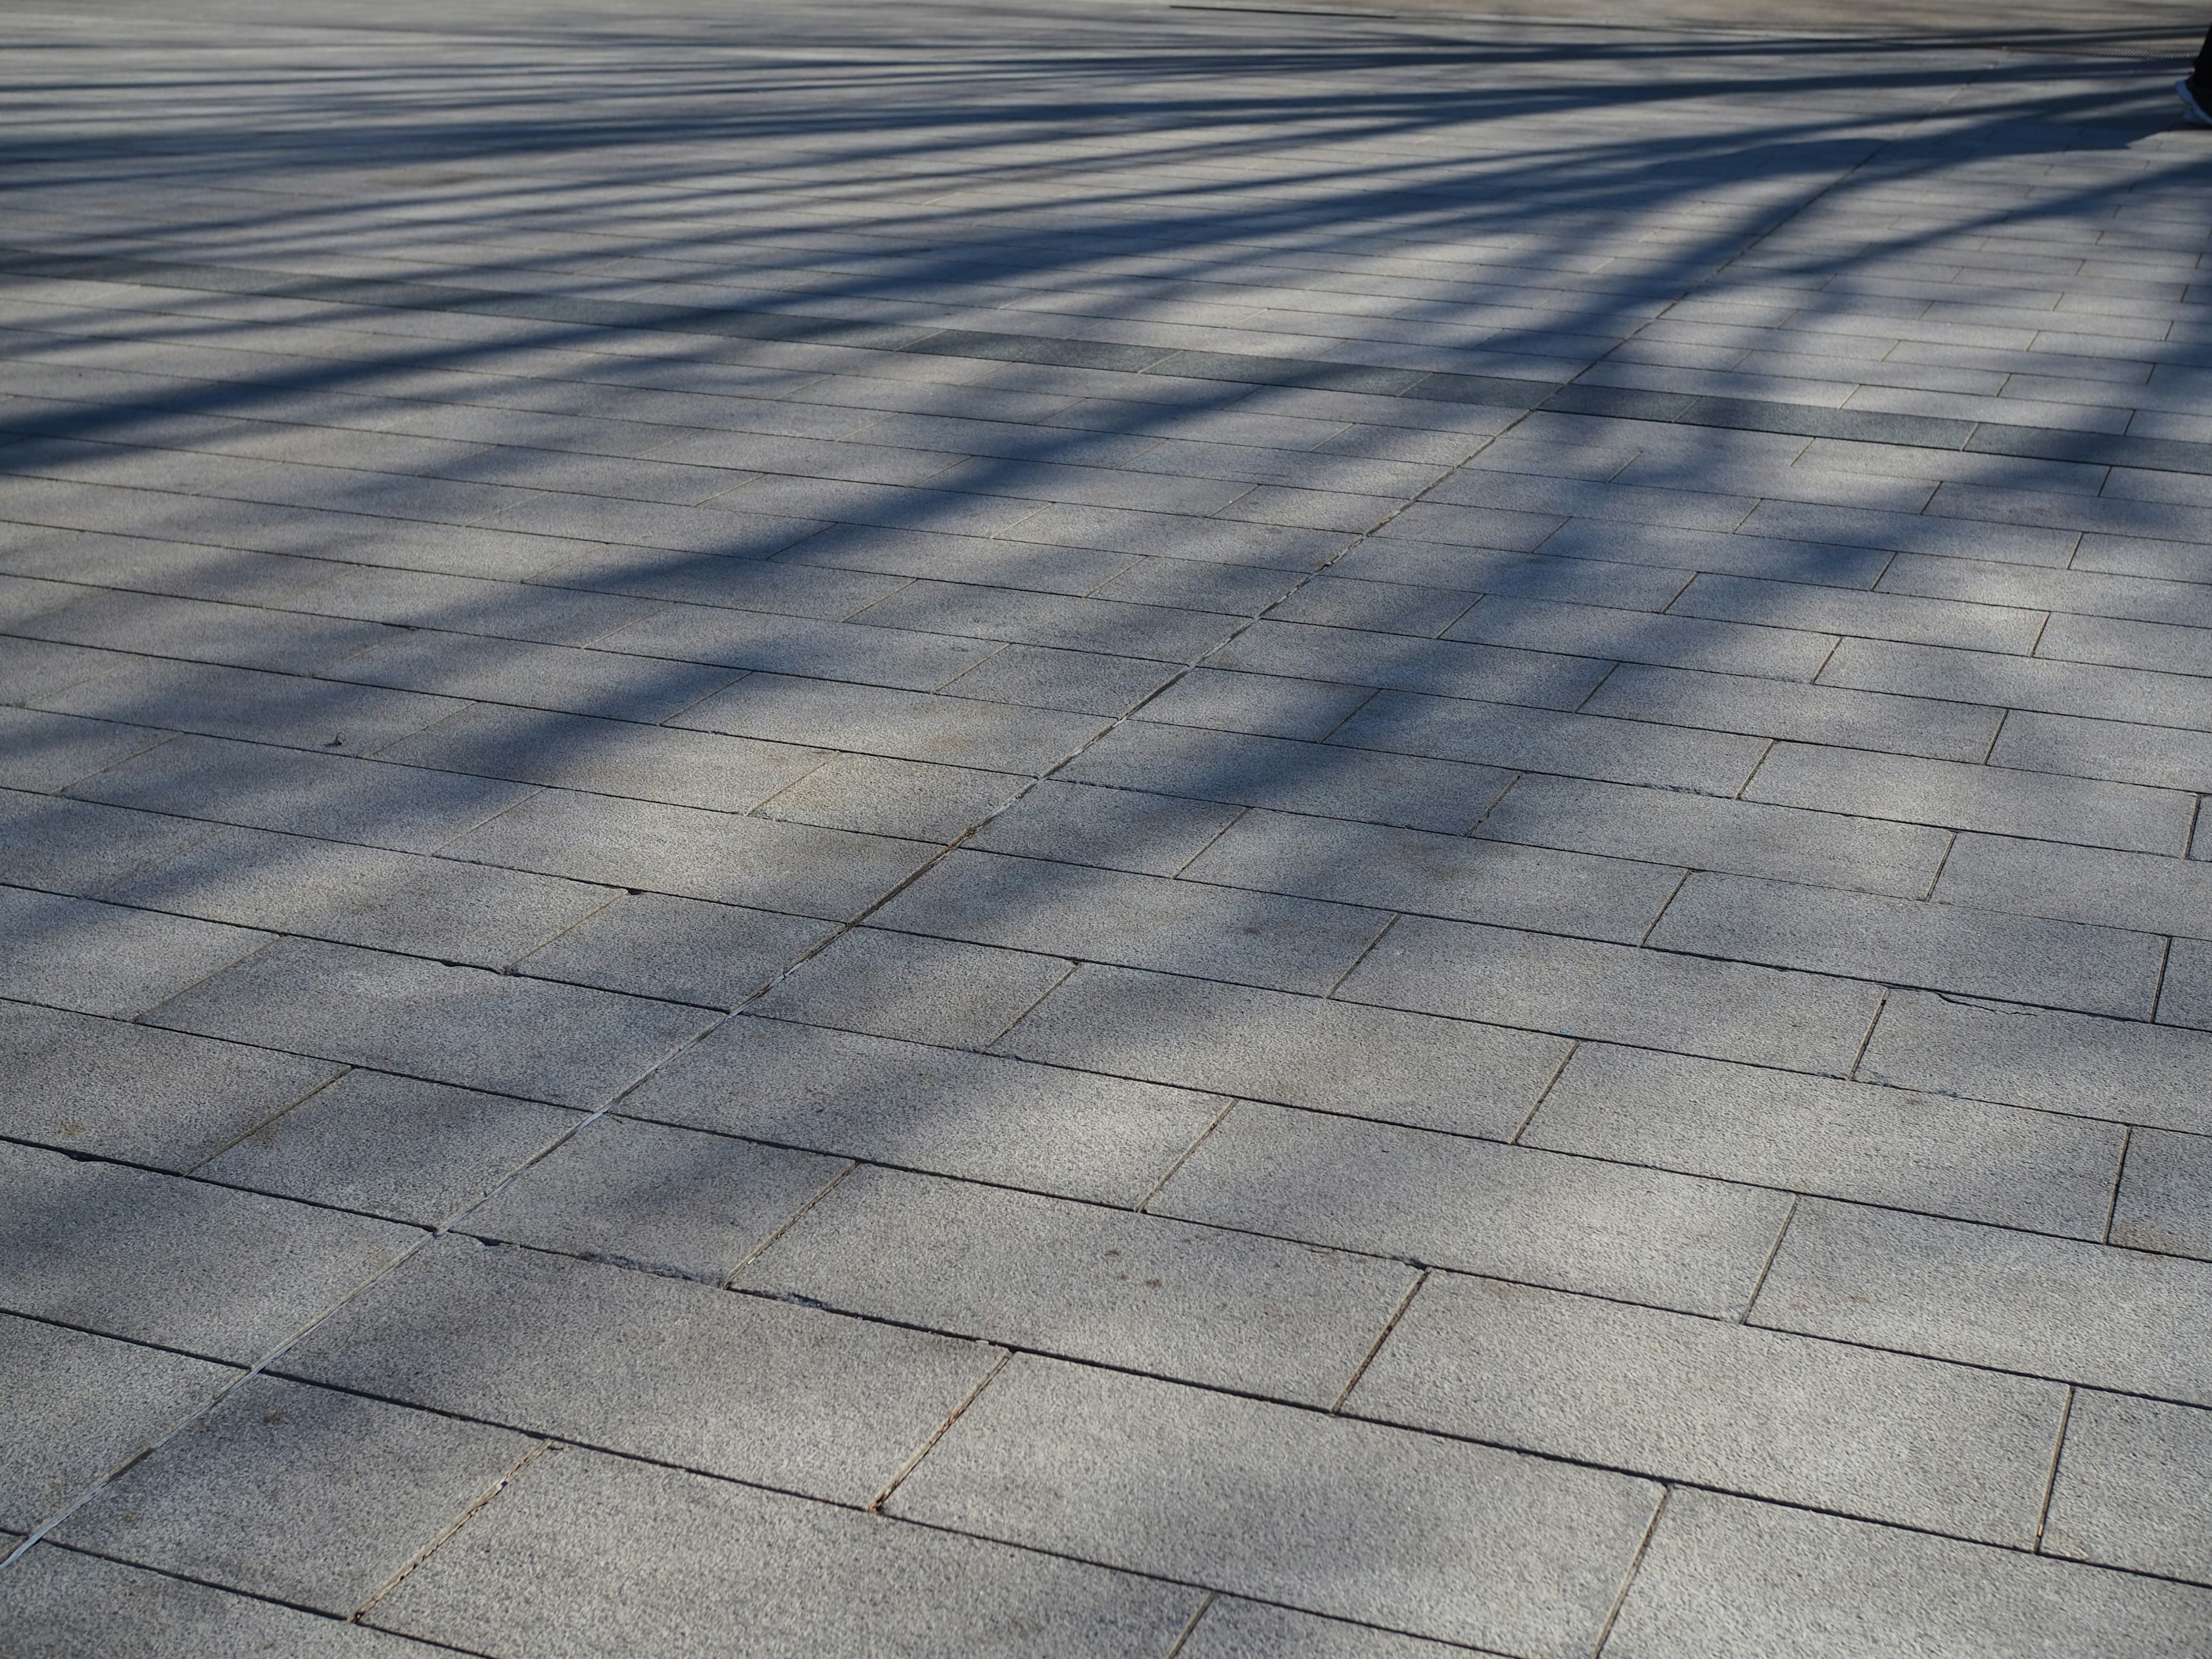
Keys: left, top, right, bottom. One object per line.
{"left": 7, "top": 250, "right": 2211, "bottom": 477}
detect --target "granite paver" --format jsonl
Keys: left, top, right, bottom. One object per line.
{"left": 7, "top": 0, "right": 2212, "bottom": 1646}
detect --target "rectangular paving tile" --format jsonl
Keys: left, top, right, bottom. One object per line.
{"left": 1604, "top": 1488, "right": 2212, "bottom": 1659}
{"left": 597, "top": 602, "right": 995, "bottom": 690}
{"left": 0, "top": 704, "right": 168, "bottom": 793}
{"left": 1209, "top": 618, "right": 1612, "bottom": 707}
{"left": 1346, "top": 1272, "right": 2066, "bottom": 1544}
{"left": 146, "top": 937, "right": 717, "bottom": 1107}
{"left": 0, "top": 884, "right": 271, "bottom": 1018}
{"left": 513, "top": 891, "right": 835, "bottom": 1008}
{"left": 1582, "top": 661, "right": 2003, "bottom": 761}
{"left": 33, "top": 654, "right": 467, "bottom": 753}
{"left": 1859, "top": 988, "right": 2212, "bottom": 1135}
{"left": 1526, "top": 1043, "right": 2121, "bottom": 1236}
{"left": 0, "top": 1314, "right": 240, "bottom": 1533}
{"left": 670, "top": 672, "right": 1109, "bottom": 774}
{"left": 1668, "top": 570, "right": 2046, "bottom": 652}
{"left": 1177, "top": 1600, "right": 1463, "bottom": 1659}
{"left": 2044, "top": 1390, "right": 2212, "bottom": 1586}
{"left": 890, "top": 1354, "right": 1660, "bottom": 1657}
{"left": 749, "top": 927, "right": 1071, "bottom": 1049}
{"left": 279, "top": 1232, "right": 997, "bottom": 1506}
{"left": 1647, "top": 870, "right": 2165, "bottom": 1018}
{"left": 0, "top": 999, "right": 340, "bottom": 1169}
{"left": 1153, "top": 1101, "right": 1790, "bottom": 1316}
{"left": 871, "top": 849, "right": 1393, "bottom": 995}
{"left": 1752, "top": 1198, "right": 2212, "bottom": 1406}
{"left": 372, "top": 1443, "right": 1202, "bottom": 1659}
{"left": 1340, "top": 912, "right": 1884, "bottom": 1074}
{"left": 0, "top": 788, "right": 222, "bottom": 895}
{"left": 1989, "top": 708, "right": 2212, "bottom": 793}
{"left": 1, "top": 1139, "right": 420, "bottom": 1362}
{"left": 742, "top": 1164, "right": 1414, "bottom": 1404}
{"left": 997, "top": 962, "right": 1569, "bottom": 1138}
{"left": 1821, "top": 635, "right": 2212, "bottom": 731}
{"left": 1182, "top": 808, "right": 1683, "bottom": 944}
{"left": 1933, "top": 832, "right": 2212, "bottom": 940}
{"left": 2110, "top": 1128, "right": 2212, "bottom": 1260}
{"left": 619, "top": 1015, "right": 1221, "bottom": 1206}
{"left": 55, "top": 1375, "right": 534, "bottom": 1616}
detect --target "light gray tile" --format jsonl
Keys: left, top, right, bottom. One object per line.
{"left": 998, "top": 962, "right": 1569, "bottom": 1138}
{"left": 0, "top": 1315, "right": 240, "bottom": 1532}
{"left": 1990, "top": 709, "right": 2212, "bottom": 794}
{"left": 1669, "top": 571, "right": 2045, "bottom": 653}
{"left": 751, "top": 927, "right": 1071, "bottom": 1048}
{"left": 872, "top": 850, "right": 1392, "bottom": 996}
{"left": 2110, "top": 1128, "right": 2212, "bottom": 1260}
{"left": 514, "top": 891, "right": 836, "bottom": 1009}
{"left": 1477, "top": 774, "right": 1949, "bottom": 897}
{"left": 1821, "top": 636, "right": 2212, "bottom": 732}
{"left": 891, "top": 1355, "right": 1660, "bottom": 1657}
{"left": 0, "top": 884, "right": 270, "bottom": 1018}
{"left": 1860, "top": 989, "right": 2212, "bottom": 1135}
{"left": 1583, "top": 662, "right": 2003, "bottom": 762}
{"left": 2044, "top": 1391, "right": 2212, "bottom": 1585}
{"left": 1604, "top": 1488, "right": 2212, "bottom": 1659}
{"left": 1526, "top": 1044, "right": 2122, "bottom": 1236}
{"left": 742, "top": 1165, "right": 1414, "bottom": 1404}
{"left": 671, "top": 672, "right": 1109, "bottom": 774}
{"left": 1448, "top": 593, "right": 1835, "bottom": 678}
{"left": 372, "top": 1443, "right": 1202, "bottom": 1659}
{"left": 1134, "top": 666, "right": 1375, "bottom": 742}
{"left": 462, "top": 1114, "right": 843, "bottom": 1282}
{"left": 620, "top": 1016, "right": 1220, "bottom": 1206}
{"left": 280, "top": 1233, "right": 995, "bottom": 1506}
{"left": 199, "top": 1070, "right": 580, "bottom": 1227}
{"left": 56, "top": 1376, "right": 533, "bottom": 1616}
{"left": 1649, "top": 871, "right": 2164, "bottom": 1018}
{"left": 1211, "top": 618, "right": 1612, "bottom": 708}
{"left": 1935, "top": 833, "right": 2212, "bottom": 940}
{"left": 0, "top": 1140, "right": 420, "bottom": 1362}
{"left": 1752, "top": 1199, "right": 2212, "bottom": 1406}
{"left": 757, "top": 751, "right": 1024, "bottom": 840}
{"left": 0, "top": 998, "right": 340, "bottom": 1169}
{"left": 35, "top": 655, "right": 467, "bottom": 754}
{"left": 147, "top": 937, "right": 717, "bottom": 1108}
{"left": 596, "top": 603, "right": 993, "bottom": 692}
{"left": 1177, "top": 1600, "right": 1462, "bottom": 1659}
{"left": 1342, "top": 912, "right": 1884, "bottom": 1074}
{"left": 1154, "top": 1101, "right": 1790, "bottom": 1317}
{"left": 967, "top": 778, "right": 1242, "bottom": 876}
{"left": 1349, "top": 1273, "right": 2065, "bottom": 1544}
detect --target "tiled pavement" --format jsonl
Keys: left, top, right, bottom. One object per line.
{"left": 3, "top": 0, "right": 2212, "bottom": 1652}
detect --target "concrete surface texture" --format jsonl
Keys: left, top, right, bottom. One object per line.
{"left": 2, "top": 0, "right": 2211, "bottom": 1652}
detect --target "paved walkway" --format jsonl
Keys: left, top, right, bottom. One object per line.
{"left": 3, "top": 1, "right": 2212, "bottom": 1653}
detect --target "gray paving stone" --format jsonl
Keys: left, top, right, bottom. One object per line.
{"left": 283, "top": 562, "right": 663, "bottom": 645}
{"left": 372, "top": 1442, "right": 1202, "bottom": 1659}
{"left": 1262, "top": 573, "right": 1482, "bottom": 639}
{"left": 891, "top": 1354, "right": 1660, "bottom": 1656}
{"left": 1603, "top": 1487, "right": 2212, "bottom": 1659}
{"left": 1821, "top": 636, "right": 2212, "bottom": 732}
{"left": 998, "top": 962, "right": 1569, "bottom": 1138}
{"left": 1525, "top": 1043, "right": 2123, "bottom": 1237}
{"left": 2044, "top": 1390, "right": 2212, "bottom": 1585}
{"left": 1582, "top": 661, "right": 2003, "bottom": 762}
{"left": 671, "top": 671, "right": 1109, "bottom": 774}
{"left": 1477, "top": 773, "right": 1948, "bottom": 897}
{"left": 1325, "top": 541, "right": 1693, "bottom": 612}
{"left": 0, "top": 1139, "right": 420, "bottom": 1362}
{"left": 1934, "top": 832, "right": 2212, "bottom": 941}
{"left": 968, "top": 778, "right": 1242, "bottom": 876}
{"left": 0, "top": 1547, "right": 444, "bottom": 1658}
{"left": 1154, "top": 1101, "right": 1790, "bottom": 1316}
{"left": 18, "top": 586, "right": 400, "bottom": 675}
{"left": 596, "top": 602, "right": 995, "bottom": 692}
{"left": 743, "top": 1164, "right": 1414, "bottom": 1404}
{"left": 1062, "top": 721, "right": 1514, "bottom": 833}
{"left": 0, "top": 704, "right": 167, "bottom": 793}
{"left": 2109, "top": 1128, "right": 2212, "bottom": 1260}
{"left": 1448, "top": 594, "right": 1836, "bottom": 679}
{"left": 0, "top": 636, "right": 122, "bottom": 704}
{"left": 0, "top": 1314, "right": 240, "bottom": 1532}
{"left": 751, "top": 927, "right": 1071, "bottom": 1048}
{"left": 1752, "top": 1199, "right": 2212, "bottom": 1406}
{"left": 378, "top": 701, "right": 825, "bottom": 813}
{"left": 279, "top": 1233, "right": 996, "bottom": 1506}
{"left": 335, "top": 628, "right": 742, "bottom": 722}
{"left": 1649, "top": 870, "right": 2164, "bottom": 1018}
{"left": 620, "top": 1014, "right": 1220, "bottom": 1206}
{"left": 107, "top": 823, "right": 621, "bottom": 969}
{"left": 0, "top": 999, "right": 340, "bottom": 1170}
{"left": 199, "top": 1070, "right": 581, "bottom": 1227}
{"left": 757, "top": 749, "right": 1025, "bottom": 840}
{"left": 71, "top": 731, "right": 536, "bottom": 851}
{"left": 33, "top": 654, "right": 468, "bottom": 753}
{"left": 1177, "top": 1600, "right": 1463, "bottom": 1659}
{"left": 514, "top": 891, "right": 835, "bottom": 1008}
{"left": 1347, "top": 1273, "right": 2065, "bottom": 1544}
{"left": 1859, "top": 989, "right": 2212, "bottom": 1135}
{"left": 1185, "top": 808, "right": 1681, "bottom": 944}
{"left": 0, "top": 884, "right": 270, "bottom": 1018}
{"left": 1342, "top": 912, "right": 1883, "bottom": 1074}
{"left": 1745, "top": 741, "right": 2192, "bottom": 854}
{"left": 1332, "top": 689, "right": 1766, "bottom": 795}
{"left": 56, "top": 1375, "right": 534, "bottom": 1616}
{"left": 0, "top": 787, "right": 225, "bottom": 895}
{"left": 874, "top": 849, "right": 1392, "bottom": 995}
{"left": 1135, "top": 666, "right": 1375, "bottom": 742}
{"left": 1990, "top": 709, "right": 2212, "bottom": 793}
{"left": 146, "top": 937, "right": 717, "bottom": 1108}
{"left": 1669, "top": 570, "right": 2046, "bottom": 653}
{"left": 1209, "top": 618, "right": 1611, "bottom": 709}
{"left": 440, "top": 787, "right": 933, "bottom": 919}
{"left": 461, "top": 1114, "right": 842, "bottom": 1283}
{"left": 940, "top": 640, "right": 1180, "bottom": 716}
